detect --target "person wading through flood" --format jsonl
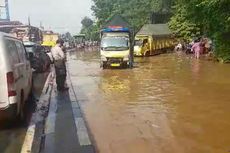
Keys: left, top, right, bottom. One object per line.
{"left": 192, "top": 39, "right": 202, "bottom": 59}
{"left": 51, "top": 39, "right": 68, "bottom": 91}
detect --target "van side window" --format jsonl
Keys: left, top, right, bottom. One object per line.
{"left": 5, "top": 39, "right": 20, "bottom": 64}
{"left": 15, "top": 41, "right": 26, "bottom": 62}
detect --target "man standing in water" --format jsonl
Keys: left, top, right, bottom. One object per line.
{"left": 51, "top": 39, "right": 68, "bottom": 91}
{"left": 192, "top": 39, "right": 202, "bottom": 59}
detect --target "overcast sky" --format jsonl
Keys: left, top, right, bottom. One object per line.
{"left": 8, "top": 0, "right": 93, "bottom": 34}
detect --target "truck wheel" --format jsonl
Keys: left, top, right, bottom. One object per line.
{"left": 145, "top": 51, "right": 150, "bottom": 57}
{"left": 122, "top": 62, "right": 128, "bottom": 68}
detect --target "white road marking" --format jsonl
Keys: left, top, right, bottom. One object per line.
{"left": 71, "top": 101, "right": 80, "bottom": 109}
{"left": 75, "top": 117, "right": 92, "bottom": 146}
{"left": 20, "top": 124, "right": 35, "bottom": 153}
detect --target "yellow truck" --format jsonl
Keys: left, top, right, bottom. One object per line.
{"left": 42, "top": 33, "right": 59, "bottom": 47}
{"left": 134, "top": 24, "right": 175, "bottom": 56}
{"left": 100, "top": 15, "right": 133, "bottom": 69}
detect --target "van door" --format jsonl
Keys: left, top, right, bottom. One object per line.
{"left": 15, "top": 41, "right": 32, "bottom": 99}
{"left": 4, "top": 39, "right": 22, "bottom": 105}
{"left": 0, "top": 40, "right": 8, "bottom": 109}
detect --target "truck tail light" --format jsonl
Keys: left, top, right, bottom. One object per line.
{"left": 7, "top": 72, "right": 17, "bottom": 97}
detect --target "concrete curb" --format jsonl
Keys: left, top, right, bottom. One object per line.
{"left": 20, "top": 71, "right": 55, "bottom": 153}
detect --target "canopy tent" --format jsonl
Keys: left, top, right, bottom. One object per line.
{"left": 137, "top": 24, "right": 172, "bottom": 37}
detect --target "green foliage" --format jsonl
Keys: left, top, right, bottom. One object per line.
{"left": 91, "top": 0, "right": 172, "bottom": 31}
{"left": 169, "top": 0, "right": 230, "bottom": 62}
{"left": 81, "top": 17, "right": 94, "bottom": 28}
{"left": 169, "top": 4, "right": 201, "bottom": 41}
{"left": 83, "top": 0, "right": 172, "bottom": 40}
{"left": 80, "top": 17, "right": 100, "bottom": 41}
{"left": 89, "top": 0, "right": 230, "bottom": 62}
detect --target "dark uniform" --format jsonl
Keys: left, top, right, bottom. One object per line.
{"left": 54, "top": 60, "right": 66, "bottom": 90}
{"left": 51, "top": 40, "right": 68, "bottom": 91}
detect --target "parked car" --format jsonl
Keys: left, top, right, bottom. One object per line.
{"left": 24, "top": 42, "right": 51, "bottom": 73}
{"left": 0, "top": 32, "right": 33, "bottom": 121}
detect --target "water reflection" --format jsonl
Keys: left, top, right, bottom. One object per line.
{"left": 191, "top": 60, "right": 201, "bottom": 82}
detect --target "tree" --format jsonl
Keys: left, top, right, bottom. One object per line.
{"left": 91, "top": 0, "right": 172, "bottom": 31}
{"left": 169, "top": 0, "right": 230, "bottom": 62}
{"left": 80, "top": 17, "right": 100, "bottom": 41}
{"left": 169, "top": 3, "right": 201, "bottom": 41}
{"left": 81, "top": 17, "right": 94, "bottom": 28}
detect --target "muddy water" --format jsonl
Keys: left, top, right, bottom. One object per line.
{"left": 68, "top": 49, "right": 230, "bottom": 153}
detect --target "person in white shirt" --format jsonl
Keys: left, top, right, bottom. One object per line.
{"left": 175, "top": 43, "right": 183, "bottom": 51}
{"left": 51, "top": 39, "right": 68, "bottom": 91}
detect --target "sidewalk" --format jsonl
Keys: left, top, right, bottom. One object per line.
{"left": 41, "top": 74, "right": 95, "bottom": 153}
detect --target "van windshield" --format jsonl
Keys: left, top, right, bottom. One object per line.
{"left": 101, "top": 36, "right": 129, "bottom": 51}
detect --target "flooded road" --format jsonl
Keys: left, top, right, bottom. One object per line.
{"left": 68, "top": 49, "right": 230, "bottom": 153}
{"left": 0, "top": 72, "right": 49, "bottom": 153}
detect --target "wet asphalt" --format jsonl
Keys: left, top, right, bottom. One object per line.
{"left": 42, "top": 90, "right": 94, "bottom": 153}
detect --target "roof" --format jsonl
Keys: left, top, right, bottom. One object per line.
{"left": 136, "top": 24, "right": 172, "bottom": 37}
{"left": 0, "top": 21, "right": 23, "bottom": 26}
{"left": 104, "top": 15, "right": 131, "bottom": 29}
{"left": 0, "top": 25, "right": 41, "bottom": 34}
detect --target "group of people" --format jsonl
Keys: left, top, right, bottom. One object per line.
{"left": 175, "top": 38, "right": 212, "bottom": 59}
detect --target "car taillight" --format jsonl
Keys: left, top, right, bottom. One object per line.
{"left": 7, "top": 72, "right": 17, "bottom": 97}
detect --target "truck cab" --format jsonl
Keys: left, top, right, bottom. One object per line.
{"left": 134, "top": 35, "right": 151, "bottom": 56}
{"left": 100, "top": 26, "right": 133, "bottom": 68}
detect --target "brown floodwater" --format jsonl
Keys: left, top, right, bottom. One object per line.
{"left": 68, "top": 49, "right": 230, "bottom": 153}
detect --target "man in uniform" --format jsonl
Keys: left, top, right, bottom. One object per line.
{"left": 51, "top": 39, "right": 68, "bottom": 91}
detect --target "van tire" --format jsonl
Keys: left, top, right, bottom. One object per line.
{"left": 7, "top": 104, "right": 18, "bottom": 121}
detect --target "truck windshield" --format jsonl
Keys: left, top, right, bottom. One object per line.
{"left": 101, "top": 36, "right": 129, "bottom": 51}
{"left": 135, "top": 40, "right": 143, "bottom": 46}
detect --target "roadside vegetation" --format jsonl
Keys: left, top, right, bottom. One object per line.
{"left": 169, "top": 0, "right": 230, "bottom": 63}
{"left": 80, "top": 0, "right": 230, "bottom": 62}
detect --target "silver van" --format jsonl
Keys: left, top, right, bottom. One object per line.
{"left": 0, "top": 32, "right": 32, "bottom": 121}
